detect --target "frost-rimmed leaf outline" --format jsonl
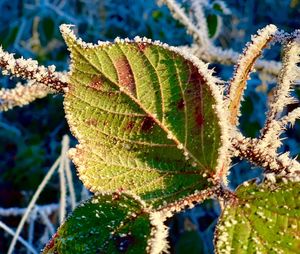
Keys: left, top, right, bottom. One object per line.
{"left": 60, "top": 24, "right": 229, "bottom": 207}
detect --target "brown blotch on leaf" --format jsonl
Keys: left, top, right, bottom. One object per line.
{"left": 112, "top": 191, "right": 122, "bottom": 200}
{"left": 186, "top": 62, "right": 206, "bottom": 128}
{"left": 141, "top": 116, "right": 155, "bottom": 132}
{"left": 89, "top": 76, "right": 103, "bottom": 91}
{"left": 85, "top": 118, "right": 98, "bottom": 127}
{"left": 115, "top": 57, "right": 136, "bottom": 95}
{"left": 136, "top": 43, "right": 148, "bottom": 52}
{"left": 187, "top": 61, "right": 206, "bottom": 91}
{"left": 195, "top": 110, "right": 205, "bottom": 127}
{"left": 177, "top": 98, "right": 185, "bottom": 110}
{"left": 125, "top": 121, "right": 135, "bottom": 131}
{"left": 43, "top": 232, "right": 59, "bottom": 253}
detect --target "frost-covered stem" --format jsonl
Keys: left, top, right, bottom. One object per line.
{"left": 205, "top": 46, "right": 281, "bottom": 76}
{"left": 228, "top": 25, "right": 278, "bottom": 126}
{"left": 214, "top": 186, "right": 237, "bottom": 209}
{"left": 158, "top": 0, "right": 208, "bottom": 47}
{"left": 147, "top": 212, "right": 170, "bottom": 254}
{"left": 186, "top": 45, "right": 282, "bottom": 76}
{"left": 0, "top": 221, "right": 38, "bottom": 254}
{"left": 190, "top": 0, "right": 211, "bottom": 46}
{"left": 58, "top": 135, "right": 69, "bottom": 223}
{"left": 27, "top": 213, "right": 35, "bottom": 254}
{"left": 7, "top": 156, "right": 61, "bottom": 254}
{"left": 157, "top": 186, "right": 218, "bottom": 216}
{"left": 0, "top": 47, "right": 68, "bottom": 91}
{"left": 279, "top": 107, "right": 300, "bottom": 127}
{"left": 232, "top": 134, "right": 300, "bottom": 175}
{"left": 38, "top": 210, "right": 55, "bottom": 235}
{"left": 0, "top": 204, "right": 59, "bottom": 217}
{"left": 0, "top": 81, "right": 54, "bottom": 111}
{"left": 65, "top": 153, "right": 77, "bottom": 210}
{"left": 260, "top": 38, "right": 300, "bottom": 149}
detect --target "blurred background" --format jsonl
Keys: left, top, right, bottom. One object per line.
{"left": 0, "top": 0, "right": 299, "bottom": 253}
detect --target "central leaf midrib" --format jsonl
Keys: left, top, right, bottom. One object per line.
{"left": 71, "top": 44, "right": 207, "bottom": 170}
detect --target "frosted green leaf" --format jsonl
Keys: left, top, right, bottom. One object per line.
{"left": 215, "top": 181, "right": 300, "bottom": 254}
{"left": 43, "top": 194, "right": 153, "bottom": 254}
{"left": 61, "top": 25, "right": 225, "bottom": 207}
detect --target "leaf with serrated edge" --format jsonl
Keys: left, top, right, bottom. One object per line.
{"left": 215, "top": 181, "right": 300, "bottom": 254}
{"left": 43, "top": 193, "right": 168, "bottom": 254}
{"left": 60, "top": 25, "right": 228, "bottom": 207}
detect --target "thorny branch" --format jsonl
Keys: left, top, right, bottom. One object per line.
{"left": 226, "top": 33, "right": 300, "bottom": 182}
{"left": 228, "top": 24, "right": 278, "bottom": 126}
{"left": 0, "top": 46, "right": 68, "bottom": 111}
{"left": 232, "top": 133, "right": 300, "bottom": 180}
{"left": 0, "top": 47, "right": 68, "bottom": 91}
{"left": 259, "top": 37, "right": 300, "bottom": 151}
{"left": 0, "top": 81, "right": 54, "bottom": 111}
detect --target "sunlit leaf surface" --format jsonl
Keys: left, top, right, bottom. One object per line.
{"left": 43, "top": 194, "right": 152, "bottom": 254}
{"left": 215, "top": 181, "right": 300, "bottom": 254}
{"left": 62, "top": 28, "right": 223, "bottom": 207}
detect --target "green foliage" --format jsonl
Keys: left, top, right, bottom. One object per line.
{"left": 207, "top": 15, "right": 218, "bottom": 39}
{"left": 215, "top": 181, "right": 300, "bottom": 254}
{"left": 43, "top": 193, "right": 151, "bottom": 254}
{"left": 62, "top": 31, "right": 223, "bottom": 207}
{"left": 175, "top": 230, "right": 204, "bottom": 254}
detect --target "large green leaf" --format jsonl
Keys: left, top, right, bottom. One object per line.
{"left": 215, "top": 181, "right": 300, "bottom": 254}
{"left": 43, "top": 194, "right": 166, "bottom": 254}
{"left": 61, "top": 25, "right": 224, "bottom": 207}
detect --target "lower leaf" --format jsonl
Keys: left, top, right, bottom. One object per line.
{"left": 215, "top": 181, "right": 300, "bottom": 254}
{"left": 43, "top": 193, "right": 168, "bottom": 254}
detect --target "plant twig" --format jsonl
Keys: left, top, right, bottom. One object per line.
{"left": 228, "top": 24, "right": 278, "bottom": 125}
{"left": 259, "top": 37, "right": 300, "bottom": 151}
{"left": 232, "top": 134, "right": 300, "bottom": 176}
{"left": 0, "top": 46, "right": 68, "bottom": 91}
{"left": 58, "top": 136, "right": 69, "bottom": 223}
{"left": 0, "top": 81, "right": 54, "bottom": 111}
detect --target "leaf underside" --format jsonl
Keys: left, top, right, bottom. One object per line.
{"left": 63, "top": 31, "right": 222, "bottom": 207}
{"left": 43, "top": 194, "right": 151, "bottom": 254}
{"left": 215, "top": 181, "right": 300, "bottom": 254}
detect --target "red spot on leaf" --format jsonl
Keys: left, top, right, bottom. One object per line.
{"left": 195, "top": 111, "right": 204, "bottom": 127}
{"left": 89, "top": 76, "right": 103, "bottom": 91}
{"left": 112, "top": 191, "right": 122, "bottom": 200}
{"left": 137, "top": 43, "right": 148, "bottom": 52}
{"left": 85, "top": 118, "right": 98, "bottom": 127}
{"left": 115, "top": 58, "right": 136, "bottom": 95}
{"left": 188, "top": 62, "right": 205, "bottom": 87}
{"left": 186, "top": 62, "right": 207, "bottom": 128}
{"left": 44, "top": 232, "right": 59, "bottom": 253}
{"left": 125, "top": 121, "right": 135, "bottom": 131}
{"left": 141, "top": 116, "right": 155, "bottom": 132}
{"left": 177, "top": 98, "right": 185, "bottom": 110}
